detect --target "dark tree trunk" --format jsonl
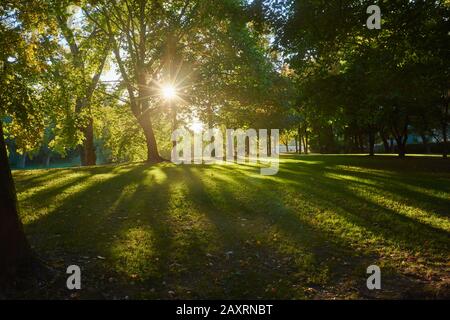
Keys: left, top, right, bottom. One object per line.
{"left": 206, "top": 103, "right": 215, "bottom": 157}
{"left": 392, "top": 115, "right": 409, "bottom": 158}
{"left": 380, "top": 130, "right": 390, "bottom": 153}
{"left": 389, "top": 138, "right": 395, "bottom": 153}
{"left": 299, "top": 135, "right": 303, "bottom": 154}
{"left": 140, "top": 115, "right": 163, "bottom": 163}
{"left": 82, "top": 118, "right": 96, "bottom": 166}
{"left": 359, "top": 133, "right": 365, "bottom": 152}
{"left": 76, "top": 98, "right": 96, "bottom": 167}
{"left": 79, "top": 117, "right": 96, "bottom": 166}
{"left": 420, "top": 134, "right": 431, "bottom": 154}
{"left": 245, "top": 137, "right": 250, "bottom": 157}
{"left": 295, "top": 136, "right": 298, "bottom": 153}
{"left": 394, "top": 133, "right": 408, "bottom": 158}
{"left": 63, "top": 26, "right": 107, "bottom": 167}
{"left": 355, "top": 134, "right": 360, "bottom": 152}
{"left": 107, "top": 6, "right": 163, "bottom": 165}
{"left": 382, "top": 137, "right": 390, "bottom": 153}
{"left": 304, "top": 129, "right": 309, "bottom": 154}
{"left": 443, "top": 123, "right": 448, "bottom": 159}
{"left": 443, "top": 98, "right": 448, "bottom": 159}
{"left": 133, "top": 46, "right": 164, "bottom": 164}
{"left": 297, "top": 127, "right": 303, "bottom": 154}
{"left": 134, "top": 70, "right": 164, "bottom": 163}
{"left": 397, "top": 141, "right": 407, "bottom": 157}
{"left": 0, "top": 122, "right": 33, "bottom": 285}
{"left": 368, "top": 127, "right": 375, "bottom": 156}
{"left": 171, "top": 102, "right": 178, "bottom": 148}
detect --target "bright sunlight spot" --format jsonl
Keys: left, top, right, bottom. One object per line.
{"left": 162, "top": 85, "right": 177, "bottom": 100}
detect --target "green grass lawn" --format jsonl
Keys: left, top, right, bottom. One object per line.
{"left": 12, "top": 155, "right": 450, "bottom": 299}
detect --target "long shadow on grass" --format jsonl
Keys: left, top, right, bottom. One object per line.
{"left": 177, "top": 166, "right": 388, "bottom": 299}
{"left": 19, "top": 157, "right": 448, "bottom": 299}
{"left": 14, "top": 169, "right": 68, "bottom": 188}
{"left": 103, "top": 165, "right": 186, "bottom": 291}
{"left": 23, "top": 163, "right": 179, "bottom": 298}
{"left": 24, "top": 164, "right": 155, "bottom": 248}
{"left": 272, "top": 160, "right": 450, "bottom": 252}
{"left": 284, "top": 154, "right": 450, "bottom": 175}
{"left": 320, "top": 167, "right": 450, "bottom": 217}
{"left": 205, "top": 162, "right": 448, "bottom": 297}
{"left": 279, "top": 155, "right": 450, "bottom": 217}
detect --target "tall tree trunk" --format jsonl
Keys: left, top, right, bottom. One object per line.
{"left": 135, "top": 84, "right": 163, "bottom": 163}
{"left": 392, "top": 115, "right": 409, "bottom": 157}
{"left": 135, "top": 69, "right": 164, "bottom": 163}
{"left": 246, "top": 137, "right": 250, "bottom": 157}
{"left": 105, "top": 5, "right": 163, "bottom": 164}
{"left": 171, "top": 102, "right": 178, "bottom": 148}
{"left": 394, "top": 133, "right": 408, "bottom": 158}
{"left": 137, "top": 38, "right": 163, "bottom": 163}
{"left": 359, "top": 133, "right": 365, "bottom": 152}
{"left": 299, "top": 135, "right": 303, "bottom": 154}
{"left": 443, "top": 96, "right": 448, "bottom": 158}
{"left": 420, "top": 134, "right": 431, "bottom": 154}
{"left": 368, "top": 129, "right": 375, "bottom": 156}
{"left": 381, "top": 135, "right": 390, "bottom": 153}
{"left": 57, "top": 12, "right": 109, "bottom": 168}
{"left": 206, "top": 103, "right": 215, "bottom": 157}
{"left": 380, "top": 129, "right": 391, "bottom": 153}
{"left": 139, "top": 113, "right": 163, "bottom": 163}
{"left": 0, "top": 122, "right": 33, "bottom": 285}
{"left": 443, "top": 123, "right": 448, "bottom": 159}
{"left": 304, "top": 129, "right": 309, "bottom": 154}
{"left": 295, "top": 135, "right": 298, "bottom": 153}
{"left": 355, "top": 134, "right": 360, "bottom": 152}
{"left": 79, "top": 118, "right": 96, "bottom": 166}
{"left": 82, "top": 118, "right": 96, "bottom": 166}
{"left": 397, "top": 140, "right": 407, "bottom": 157}
{"left": 297, "top": 127, "right": 303, "bottom": 154}
{"left": 76, "top": 98, "right": 96, "bottom": 167}
{"left": 389, "top": 137, "right": 395, "bottom": 153}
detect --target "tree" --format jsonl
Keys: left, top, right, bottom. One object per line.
{"left": 49, "top": 2, "right": 111, "bottom": 166}
{"left": 83, "top": 0, "right": 206, "bottom": 162}
{"left": 0, "top": 122, "right": 33, "bottom": 285}
{"left": 0, "top": 0, "right": 50, "bottom": 283}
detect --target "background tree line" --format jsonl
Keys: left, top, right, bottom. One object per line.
{"left": 260, "top": 0, "right": 449, "bottom": 157}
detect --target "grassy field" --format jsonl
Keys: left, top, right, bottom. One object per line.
{"left": 12, "top": 154, "right": 450, "bottom": 299}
